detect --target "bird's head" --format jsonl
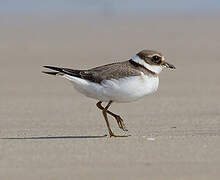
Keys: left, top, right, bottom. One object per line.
{"left": 132, "top": 49, "right": 176, "bottom": 74}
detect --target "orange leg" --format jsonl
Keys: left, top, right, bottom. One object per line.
{"left": 97, "top": 101, "right": 129, "bottom": 137}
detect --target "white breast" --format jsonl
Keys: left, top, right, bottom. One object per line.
{"left": 101, "top": 73, "right": 159, "bottom": 102}
{"left": 63, "top": 73, "right": 159, "bottom": 103}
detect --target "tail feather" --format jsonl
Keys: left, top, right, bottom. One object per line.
{"left": 42, "top": 71, "right": 60, "bottom": 75}
{"left": 43, "top": 66, "right": 64, "bottom": 72}
{"left": 42, "top": 66, "right": 81, "bottom": 78}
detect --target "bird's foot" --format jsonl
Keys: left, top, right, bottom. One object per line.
{"left": 114, "top": 115, "right": 128, "bottom": 132}
{"left": 109, "top": 132, "right": 131, "bottom": 138}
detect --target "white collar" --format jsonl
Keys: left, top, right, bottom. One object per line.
{"left": 131, "top": 55, "right": 163, "bottom": 74}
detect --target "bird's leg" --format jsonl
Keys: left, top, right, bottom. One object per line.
{"left": 96, "top": 101, "right": 128, "bottom": 131}
{"left": 97, "top": 101, "right": 129, "bottom": 137}
{"left": 101, "top": 101, "right": 114, "bottom": 137}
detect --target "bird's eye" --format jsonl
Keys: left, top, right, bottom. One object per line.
{"left": 152, "top": 55, "right": 161, "bottom": 64}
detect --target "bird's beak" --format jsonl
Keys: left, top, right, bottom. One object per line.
{"left": 162, "top": 61, "right": 176, "bottom": 69}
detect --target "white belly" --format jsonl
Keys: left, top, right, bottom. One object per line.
{"left": 63, "top": 73, "right": 159, "bottom": 103}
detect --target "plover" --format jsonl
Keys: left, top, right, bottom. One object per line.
{"left": 43, "top": 49, "right": 175, "bottom": 137}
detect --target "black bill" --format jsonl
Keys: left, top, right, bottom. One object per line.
{"left": 163, "top": 62, "right": 176, "bottom": 69}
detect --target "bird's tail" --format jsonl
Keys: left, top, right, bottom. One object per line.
{"left": 42, "top": 66, "right": 81, "bottom": 78}
{"left": 42, "top": 71, "right": 61, "bottom": 76}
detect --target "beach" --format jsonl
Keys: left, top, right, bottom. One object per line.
{"left": 0, "top": 15, "right": 220, "bottom": 179}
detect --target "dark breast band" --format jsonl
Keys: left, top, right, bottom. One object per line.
{"left": 128, "top": 59, "right": 156, "bottom": 76}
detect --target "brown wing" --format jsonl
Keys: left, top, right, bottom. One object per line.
{"left": 43, "top": 61, "right": 144, "bottom": 84}
{"left": 80, "top": 61, "right": 142, "bottom": 83}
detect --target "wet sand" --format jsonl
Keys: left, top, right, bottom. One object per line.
{"left": 0, "top": 15, "right": 220, "bottom": 179}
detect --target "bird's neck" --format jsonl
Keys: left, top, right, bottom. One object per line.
{"left": 131, "top": 55, "right": 163, "bottom": 74}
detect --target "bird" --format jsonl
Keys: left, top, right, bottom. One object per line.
{"left": 43, "top": 49, "right": 176, "bottom": 137}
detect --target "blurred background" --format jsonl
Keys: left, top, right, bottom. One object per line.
{"left": 0, "top": 0, "right": 220, "bottom": 136}
{"left": 1, "top": 0, "right": 220, "bottom": 108}
{"left": 1, "top": 1, "right": 220, "bottom": 179}
{"left": 1, "top": 0, "right": 220, "bottom": 66}
{"left": 1, "top": 0, "right": 220, "bottom": 65}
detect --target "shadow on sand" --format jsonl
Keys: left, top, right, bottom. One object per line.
{"left": 1, "top": 135, "right": 108, "bottom": 140}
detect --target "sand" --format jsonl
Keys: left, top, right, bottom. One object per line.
{"left": 0, "top": 15, "right": 220, "bottom": 179}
